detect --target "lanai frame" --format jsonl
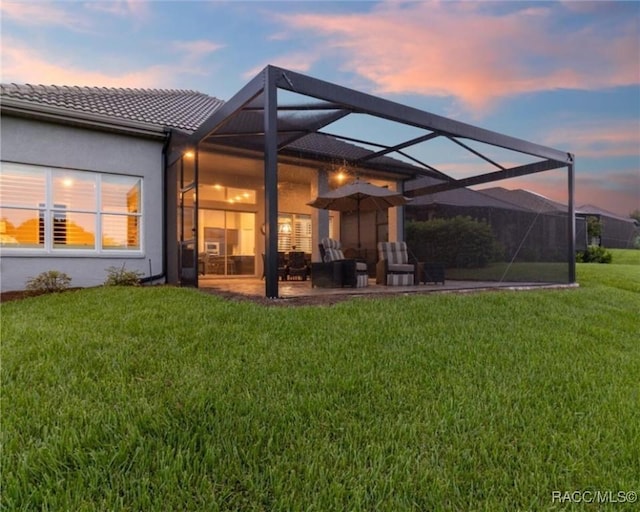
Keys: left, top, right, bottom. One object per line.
{"left": 169, "top": 65, "right": 575, "bottom": 298}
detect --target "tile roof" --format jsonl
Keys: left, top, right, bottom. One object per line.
{"left": 405, "top": 178, "right": 531, "bottom": 210}
{"left": 0, "top": 83, "right": 224, "bottom": 132}
{"left": 0, "top": 82, "right": 422, "bottom": 178}
{"left": 577, "top": 204, "right": 636, "bottom": 223}
{"left": 479, "top": 187, "right": 567, "bottom": 213}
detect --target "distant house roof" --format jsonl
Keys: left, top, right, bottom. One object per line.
{"left": 405, "top": 177, "right": 531, "bottom": 211}
{"left": 479, "top": 187, "right": 567, "bottom": 213}
{"left": 0, "top": 83, "right": 224, "bottom": 132}
{"left": 577, "top": 204, "right": 637, "bottom": 224}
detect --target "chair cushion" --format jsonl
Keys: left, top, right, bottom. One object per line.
{"left": 355, "top": 261, "right": 367, "bottom": 272}
{"left": 378, "top": 241, "right": 409, "bottom": 265}
{"left": 388, "top": 263, "right": 414, "bottom": 273}
{"left": 321, "top": 238, "right": 342, "bottom": 250}
{"left": 323, "top": 247, "right": 344, "bottom": 262}
{"left": 356, "top": 274, "right": 368, "bottom": 287}
{"left": 386, "top": 273, "right": 414, "bottom": 286}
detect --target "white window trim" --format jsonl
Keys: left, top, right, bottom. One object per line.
{"left": 0, "top": 162, "right": 144, "bottom": 257}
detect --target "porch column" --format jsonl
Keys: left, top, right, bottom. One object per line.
{"left": 264, "top": 67, "right": 279, "bottom": 298}
{"left": 387, "top": 180, "right": 405, "bottom": 242}
{"left": 568, "top": 159, "right": 576, "bottom": 284}
{"left": 311, "top": 168, "right": 330, "bottom": 261}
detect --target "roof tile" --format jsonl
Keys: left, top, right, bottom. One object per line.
{"left": 1, "top": 83, "right": 224, "bottom": 132}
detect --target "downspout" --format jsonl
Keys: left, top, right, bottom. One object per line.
{"left": 141, "top": 128, "right": 171, "bottom": 284}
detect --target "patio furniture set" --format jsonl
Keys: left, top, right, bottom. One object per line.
{"left": 311, "top": 238, "right": 445, "bottom": 289}
{"left": 306, "top": 180, "right": 445, "bottom": 288}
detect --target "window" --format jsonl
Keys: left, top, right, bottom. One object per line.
{"left": 0, "top": 162, "right": 142, "bottom": 252}
{"left": 277, "top": 213, "right": 312, "bottom": 253}
{"left": 198, "top": 183, "right": 256, "bottom": 205}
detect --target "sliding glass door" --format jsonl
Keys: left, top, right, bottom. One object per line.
{"left": 199, "top": 209, "right": 255, "bottom": 276}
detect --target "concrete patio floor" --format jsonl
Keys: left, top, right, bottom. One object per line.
{"left": 198, "top": 276, "right": 576, "bottom": 301}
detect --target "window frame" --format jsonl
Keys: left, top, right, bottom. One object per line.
{"left": 0, "top": 162, "right": 144, "bottom": 257}
{"left": 277, "top": 212, "right": 313, "bottom": 253}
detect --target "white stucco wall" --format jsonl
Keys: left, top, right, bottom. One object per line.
{"left": 0, "top": 115, "right": 165, "bottom": 292}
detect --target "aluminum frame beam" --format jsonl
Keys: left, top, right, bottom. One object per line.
{"left": 263, "top": 67, "right": 280, "bottom": 298}
{"left": 189, "top": 71, "right": 265, "bottom": 145}
{"left": 354, "top": 132, "right": 441, "bottom": 164}
{"left": 446, "top": 136, "right": 505, "bottom": 171}
{"left": 271, "top": 66, "right": 571, "bottom": 164}
{"left": 568, "top": 161, "right": 576, "bottom": 283}
{"left": 405, "top": 159, "right": 567, "bottom": 197}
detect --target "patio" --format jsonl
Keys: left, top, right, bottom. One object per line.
{"left": 198, "top": 276, "right": 577, "bottom": 303}
{"left": 168, "top": 65, "right": 575, "bottom": 298}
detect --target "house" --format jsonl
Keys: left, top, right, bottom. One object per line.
{"left": 576, "top": 204, "right": 639, "bottom": 249}
{"left": 1, "top": 65, "right": 576, "bottom": 297}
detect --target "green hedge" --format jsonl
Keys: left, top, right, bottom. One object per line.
{"left": 576, "top": 245, "right": 612, "bottom": 264}
{"left": 406, "top": 217, "right": 504, "bottom": 268}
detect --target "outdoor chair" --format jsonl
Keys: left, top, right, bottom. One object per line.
{"left": 312, "top": 237, "right": 368, "bottom": 288}
{"left": 261, "top": 252, "right": 289, "bottom": 280}
{"left": 376, "top": 241, "right": 417, "bottom": 286}
{"left": 287, "top": 251, "right": 309, "bottom": 281}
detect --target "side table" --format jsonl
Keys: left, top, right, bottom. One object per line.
{"left": 419, "top": 262, "right": 445, "bottom": 285}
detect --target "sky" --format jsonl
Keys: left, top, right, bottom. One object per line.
{"left": 1, "top": 0, "right": 639, "bottom": 217}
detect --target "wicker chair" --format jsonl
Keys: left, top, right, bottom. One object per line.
{"left": 312, "top": 238, "right": 368, "bottom": 288}
{"left": 376, "top": 241, "right": 417, "bottom": 286}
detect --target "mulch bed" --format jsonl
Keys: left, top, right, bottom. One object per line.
{"left": 1, "top": 290, "right": 36, "bottom": 303}
{"left": 198, "top": 287, "right": 366, "bottom": 307}
{"left": 0, "top": 286, "right": 361, "bottom": 307}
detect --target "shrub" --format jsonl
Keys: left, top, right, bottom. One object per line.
{"left": 104, "top": 264, "right": 144, "bottom": 286}
{"left": 576, "top": 245, "right": 612, "bottom": 264}
{"left": 406, "top": 216, "right": 504, "bottom": 268}
{"left": 25, "top": 270, "right": 72, "bottom": 294}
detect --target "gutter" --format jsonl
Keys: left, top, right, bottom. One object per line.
{"left": 156, "top": 128, "right": 173, "bottom": 285}
{"left": 1, "top": 97, "right": 167, "bottom": 140}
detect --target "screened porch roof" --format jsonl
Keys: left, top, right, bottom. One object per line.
{"left": 182, "top": 65, "right": 573, "bottom": 195}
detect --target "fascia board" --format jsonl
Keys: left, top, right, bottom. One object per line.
{"left": 1, "top": 97, "right": 167, "bottom": 140}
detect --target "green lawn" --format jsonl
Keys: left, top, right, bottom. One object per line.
{"left": 609, "top": 248, "right": 640, "bottom": 266}
{"left": 2, "top": 260, "right": 639, "bottom": 511}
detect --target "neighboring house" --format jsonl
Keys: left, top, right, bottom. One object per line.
{"left": 479, "top": 187, "right": 585, "bottom": 256}
{"left": 1, "top": 65, "right": 575, "bottom": 296}
{"left": 576, "top": 204, "right": 639, "bottom": 249}
{"left": 405, "top": 182, "right": 585, "bottom": 263}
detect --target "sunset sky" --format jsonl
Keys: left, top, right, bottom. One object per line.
{"left": 1, "top": 0, "right": 638, "bottom": 216}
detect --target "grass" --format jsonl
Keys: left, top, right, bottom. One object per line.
{"left": 609, "top": 248, "right": 640, "bottom": 266}
{"left": 2, "top": 259, "right": 639, "bottom": 511}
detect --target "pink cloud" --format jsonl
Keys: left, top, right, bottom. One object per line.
{"left": 243, "top": 53, "right": 316, "bottom": 80}
{"left": 543, "top": 121, "right": 640, "bottom": 159}
{"left": 171, "top": 40, "right": 226, "bottom": 64}
{"left": 2, "top": 39, "right": 175, "bottom": 89}
{"left": 277, "top": 2, "right": 639, "bottom": 116}
{"left": 574, "top": 172, "right": 639, "bottom": 217}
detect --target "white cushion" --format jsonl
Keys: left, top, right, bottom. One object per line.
{"left": 387, "top": 274, "right": 414, "bottom": 286}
